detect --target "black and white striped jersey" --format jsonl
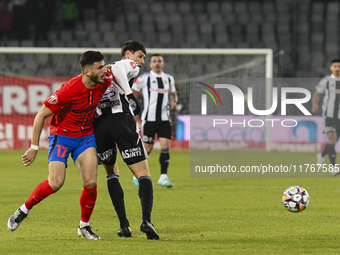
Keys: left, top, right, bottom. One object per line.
{"left": 132, "top": 70, "right": 176, "bottom": 121}
{"left": 316, "top": 74, "right": 340, "bottom": 119}
{"left": 96, "top": 59, "right": 139, "bottom": 116}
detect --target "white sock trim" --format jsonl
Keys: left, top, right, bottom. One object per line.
{"left": 80, "top": 221, "right": 90, "bottom": 228}
{"left": 20, "top": 204, "right": 30, "bottom": 215}
{"left": 160, "top": 174, "right": 168, "bottom": 179}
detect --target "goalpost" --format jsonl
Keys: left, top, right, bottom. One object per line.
{"left": 0, "top": 47, "right": 273, "bottom": 150}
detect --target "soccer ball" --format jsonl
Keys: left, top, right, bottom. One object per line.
{"left": 282, "top": 186, "right": 309, "bottom": 212}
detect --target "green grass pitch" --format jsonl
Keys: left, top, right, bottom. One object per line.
{"left": 1, "top": 150, "right": 340, "bottom": 254}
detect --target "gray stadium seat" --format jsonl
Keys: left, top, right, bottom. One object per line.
{"left": 209, "top": 13, "right": 223, "bottom": 24}
{"left": 84, "top": 21, "right": 97, "bottom": 31}
{"left": 165, "top": 2, "right": 177, "bottom": 12}
{"left": 99, "top": 21, "right": 111, "bottom": 32}
{"left": 249, "top": 2, "right": 261, "bottom": 13}
{"left": 234, "top": 2, "right": 247, "bottom": 14}
{"left": 21, "top": 40, "right": 34, "bottom": 47}
{"left": 207, "top": 2, "right": 219, "bottom": 13}
{"left": 193, "top": 2, "right": 205, "bottom": 12}
{"left": 159, "top": 32, "right": 172, "bottom": 44}
{"left": 178, "top": 1, "right": 191, "bottom": 13}
{"left": 228, "top": 24, "right": 244, "bottom": 43}
{"left": 60, "top": 31, "right": 73, "bottom": 42}
{"left": 113, "top": 20, "right": 126, "bottom": 33}
{"left": 65, "top": 41, "right": 79, "bottom": 47}
{"left": 251, "top": 13, "right": 263, "bottom": 23}
{"left": 327, "top": 2, "right": 339, "bottom": 14}
{"left": 312, "top": 2, "right": 324, "bottom": 13}
{"left": 169, "top": 13, "right": 182, "bottom": 25}
{"left": 262, "top": 2, "right": 275, "bottom": 13}
{"left": 221, "top": 2, "right": 233, "bottom": 12}
{"left": 151, "top": 2, "right": 163, "bottom": 12}
{"left": 103, "top": 33, "right": 115, "bottom": 44}
{"left": 238, "top": 13, "right": 249, "bottom": 25}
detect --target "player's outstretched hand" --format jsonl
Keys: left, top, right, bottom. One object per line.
{"left": 22, "top": 148, "right": 38, "bottom": 166}
{"left": 127, "top": 93, "right": 141, "bottom": 116}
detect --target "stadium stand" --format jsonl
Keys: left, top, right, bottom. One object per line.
{"left": 0, "top": 0, "right": 337, "bottom": 78}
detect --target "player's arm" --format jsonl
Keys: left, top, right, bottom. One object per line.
{"left": 22, "top": 105, "right": 53, "bottom": 166}
{"left": 169, "top": 76, "right": 178, "bottom": 110}
{"left": 311, "top": 90, "right": 320, "bottom": 113}
{"left": 311, "top": 78, "right": 326, "bottom": 113}
{"left": 110, "top": 62, "right": 141, "bottom": 115}
{"left": 170, "top": 91, "right": 178, "bottom": 110}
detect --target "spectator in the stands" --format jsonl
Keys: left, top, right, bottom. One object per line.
{"left": 59, "top": 0, "right": 79, "bottom": 30}
{"left": 0, "top": 1, "right": 13, "bottom": 40}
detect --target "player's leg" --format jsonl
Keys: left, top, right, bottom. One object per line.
{"left": 133, "top": 121, "right": 156, "bottom": 186}
{"left": 141, "top": 121, "right": 156, "bottom": 155}
{"left": 119, "top": 115, "right": 159, "bottom": 239}
{"left": 157, "top": 137, "right": 173, "bottom": 187}
{"left": 7, "top": 162, "right": 64, "bottom": 231}
{"left": 7, "top": 134, "right": 71, "bottom": 231}
{"left": 73, "top": 135, "right": 100, "bottom": 240}
{"left": 94, "top": 114, "right": 131, "bottom": 237}
{"left": 128, "top": 160, "right": 159, "bottom": 240}
{"left": 327, "top": 132, "right": 338, "bottom": 163}
{"left": 318, "top": 118, "right": 335, "bottom": 167}
{"left": 103, "top": 162, "right": 131, "bottom": 237}
{"left": 156, "top": 121, "right": 173, "bottom": 187}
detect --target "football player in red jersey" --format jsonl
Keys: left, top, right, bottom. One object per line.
{"left": 7, "top": 51, "right": 112, "bottom": 240}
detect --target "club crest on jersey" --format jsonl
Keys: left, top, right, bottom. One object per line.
{"left": 47, "top": 94, "right": 58, "bottom": 104}
{"left": 130, "top": 62, "right": 137, "bottom": 69}
{"left": 134, "top": 78, "right": 140, "bottom": 84}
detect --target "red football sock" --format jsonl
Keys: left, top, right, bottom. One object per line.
{"left": 25, "top": 180, "right": 56, "bottom": 210}
{"left": 80, "top": 186, "right": 97, "bottom": 222}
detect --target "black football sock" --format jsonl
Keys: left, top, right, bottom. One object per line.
{"left": 159, "top": 148, "right": 170, "bottom": 175}
{"left": 138, "top": 176, "right": 153, "bottom": 223}
{"left": 328, "top": 144, "right": 336, "bottom": 166}
{"left": 321, "top": 143, "right": 330, "bottom": 157}
{"left": 107, "top": 174, "right": 129, "bottom": 228}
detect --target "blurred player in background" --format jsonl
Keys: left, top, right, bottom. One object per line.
{"left": 7, "top": 51, "right": 112, "bottom": 240}
{"left": 132, "top": 54, "right": 178, "bottom": 187}
{"left": 94, "top": 40, "right": 159, "bottom": 240}
{"left": 311, "top": 59, "right": 340, "bottom": 176}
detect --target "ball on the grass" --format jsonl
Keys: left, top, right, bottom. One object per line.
{"left": 282, "top": 186, "right": 309, "bottom": 213}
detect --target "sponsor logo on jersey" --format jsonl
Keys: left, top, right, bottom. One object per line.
{"left": 47, "top": 94, "right": 58, "bottom": 104}
{"left": 150, "top": 87, "right": 169, "bottom": 94}
{"left": 106, "top": 90, "right": 116, "bottom": 97}
{"left": 98, "top": 100, "right": 120, "bottom": 109}
{"left": 130, "top": 62, "right": 137, "bottom": 69}
{"left": 70, "top": 105, "right": 97, "bottom": 114}
{"left": 121, "top": 147, "right": 142, "bottom": 159}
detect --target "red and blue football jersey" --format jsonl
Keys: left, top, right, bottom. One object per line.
{"left": 44, "top": 68, "right": 113, "bottom": 137}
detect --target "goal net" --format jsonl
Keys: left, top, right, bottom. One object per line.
{"left": 0, "top": 47, "right": 272, "bottom": 150}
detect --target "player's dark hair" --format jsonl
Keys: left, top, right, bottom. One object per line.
{"left": 121, "top": 40, "right": 146, "bottom": 57}
{"left": 331, "top": 59, "right": 340, "bottom": 64}
{"left": 80, "top": 51, "right": 104, "bottom": 71}
{"left": 151, "top": 54, "right": 163, "bottom": 57}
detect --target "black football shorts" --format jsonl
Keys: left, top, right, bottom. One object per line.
{"left": 141, "top": 120, "right": 172, "bottom": 144}
{"left": 94, "top": 112, "right": 148, "bottom": 165}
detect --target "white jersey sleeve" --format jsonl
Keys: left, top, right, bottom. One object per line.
{"left": 132, "top": 73, "right": 148, "bottom": 92}
{"left": 109, "top": 59, "right": 139, "bottom": 94}
{"left": 120, "top": 59, "right": 140, "bottom": 80}
{"left": 169, "top": 75, "right": 176, "bottom": 93}
{"left": 316, "top": 75, "right": 330, "bottom": 94}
